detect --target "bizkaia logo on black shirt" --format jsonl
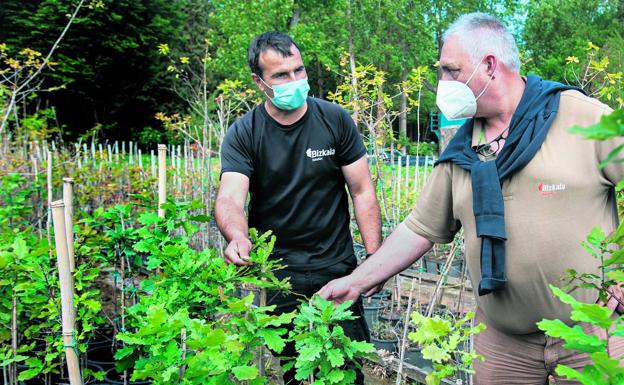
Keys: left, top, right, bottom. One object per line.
{"left": 306, "top": 147, "right": 335, "bottom": 161}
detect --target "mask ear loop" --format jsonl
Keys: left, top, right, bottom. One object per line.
{"left": 257, "top": 75, "right": 275, "bottom": 100}
{"left": 464, "top": 59, "right": 482, "bottom": 86}
{"left": 464, "top": 57, "right": 495, "bottom": 99}
{"left": 475, "top": 69, "right": 495, "bottom": 100}
{"left": 258, "top": 76, "right": 274, "bottom": 90}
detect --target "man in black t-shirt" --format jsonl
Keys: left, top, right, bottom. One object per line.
{"left": 215, "top": 32, "right": 382, "bottom": 385}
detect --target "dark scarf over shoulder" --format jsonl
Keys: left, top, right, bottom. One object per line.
{"left": 436, "top": 74, "right": 583, "bottom": 296}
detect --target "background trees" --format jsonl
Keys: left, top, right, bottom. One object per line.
{"left": 1, "top": 0, "right": 622, "bottom": 146}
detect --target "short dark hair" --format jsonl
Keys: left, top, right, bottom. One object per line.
{"left": 248, "top": 32, "right": 301, "bottom": 77}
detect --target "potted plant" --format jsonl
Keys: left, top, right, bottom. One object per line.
{"left": 362, "top": 288, "right": 391, "bottom": 328}
{"left": 370, "top": 321, "right": 398, "bottom": 353}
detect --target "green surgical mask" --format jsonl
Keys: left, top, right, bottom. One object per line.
{"left": 260, "top": 77, "right": 310, "bottom": 111}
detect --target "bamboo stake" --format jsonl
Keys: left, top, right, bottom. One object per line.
{"left": 426, "top": 240, "right": 459, "bottom": 317}
{"left": 11, "top": 293, "right": 17, "bottom": 385}
{"left": 184, "top": 143, "right": 188, "bottom": 200}
{"left": 258, "top": 275, "right": 267, "bottom": 377}
{"left": 180, "top": 328, "right": 187, "bottom": 379}
{"left": 51, "top": 201, "right": 83, "bottom": 385}
{"left": 397, "top": 157, "right": 402, "bottom": 222}
{"left": 32, "top": 154, "right": 43, "bottom": 239}
{"left": 119, "top": 213, "right": 128, "bottom": 385}
{"left": 177, "top": 145, "right": 182, "bottom": 197}
{"left": 404, "top": 155, "right": 410, "bottom": 208}
{"left": 414, "top": 156, "right": 420, "bottom": 191}
{"left": 62, "top": 178, "right": 75, "bottom": 272}
{"left": 158, "top": 144, "right": 167, "bottom": 218}
{"left": 396, "top": 278, "right": 416, "bottom": 385}
{"left": 46, "top": 150, "right": 53, "bottom": 259}
{"left": 35, "top": 140, "right": 41, "bottom": 162}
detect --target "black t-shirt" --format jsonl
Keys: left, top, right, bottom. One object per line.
{"left": 220, "top": 97, "right": 366, "bottom": 270}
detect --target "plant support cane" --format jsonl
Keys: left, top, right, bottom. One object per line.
{"left": 157, "top": 144, "right": 167, "bottom": 218}
{"left": 51, "top": 200, "right": 83, "bottom": 385}
{"left": 62, "top": 178, "right": 75, "bottom": 273}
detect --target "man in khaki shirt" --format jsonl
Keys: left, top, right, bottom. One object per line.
{"left": 318, "top": 12, "right": 624, "bottom": 384}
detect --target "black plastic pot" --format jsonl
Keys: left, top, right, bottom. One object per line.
{"left": 425, "top": 257, "right": 441, "bottom": 275}
{"left": 371, "top": 336, "right": 398, "bottom": 353}
{"left": 368, "top": 288, "right": 392, "bottom": 303}
{"left": 445, "top": 258, "right": 463, "bottom": 278}
{"left": 363, "top": 301, "right": 387, "bottom": 329}
{"left": 379, "top": 311, "right": 402, "bottom": 326}
{"left": 402, "top": 346, "right": 433, "bottom": 371}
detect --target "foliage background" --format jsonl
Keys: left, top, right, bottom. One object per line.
{"left": 0, "top": 0, "right": 622, "bottom": 145}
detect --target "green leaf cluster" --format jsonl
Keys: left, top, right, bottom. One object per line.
{"left": 286, "top": 295, "right": 375, "bottom": 385}
{"left": 408, "top": 311, "right": 485, "bottom": 385}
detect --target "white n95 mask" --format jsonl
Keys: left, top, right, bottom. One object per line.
{"left": 436, "top": 59, "right": 494, "bottom": 120}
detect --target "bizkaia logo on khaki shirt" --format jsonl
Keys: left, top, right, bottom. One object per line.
{"left": 538, "top": 182, "right": 566, "bottom": 196}
{"left": 306, "top": 147, "right": 335, "bottom": 161}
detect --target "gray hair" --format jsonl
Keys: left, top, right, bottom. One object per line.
{"left": 443, "top": 12, "right": 520, "bottom": 72}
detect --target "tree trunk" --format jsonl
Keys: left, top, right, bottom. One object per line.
{"left": 347, "top": 0, "right": 359, "bottom": 124}
{"left": 289, "top": 2, "right": 300, "bottom": 29}
{"left": 316, "top": 59, "right": 324, "bottom": 99}
{"left": 399, "top": 65, "right": 408, "bottom": 141}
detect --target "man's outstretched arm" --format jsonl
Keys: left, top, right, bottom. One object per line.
{"left": 318, "top": 222, "right": 433, "bottom": 303}
{"left": 215, "top": 172, "right": 252, "bottom": 266}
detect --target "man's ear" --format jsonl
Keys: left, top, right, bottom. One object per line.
{"left": 485, "top": 54, "right": 498, "bottom": 78}
{"left": 251, "top": 73, "right": 263, "bottom": 89}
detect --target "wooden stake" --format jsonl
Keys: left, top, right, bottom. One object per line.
{"left": 404, "top": 155, "right": 410, "bottom": 208}
{"left": 46, "top": 150, "right": 53, "bottom": 258}
{"left": 397, "top": 158, "right": 402, "bottom": 222}
{"left": 62, "top": 178, "right": 75, "bottom": 272}
{"left": 51, "top": 201, "right": 83, "bottom": 385}
{"left": 11, "top": 293, "right": 17, "bottom": 385}
{"left": 158, "top": 144, "right": 167, "bottom": 218}
{"left": 180, "top": 328, "right": 187, "bottom": 379}
{"left": 32, "top": 154, "right": 43, "bottom": 239}
{"left": 396, "top": 278, "right": 416, "bottom": 385}
{"left": 414, "top": 157, "right": 420, "bottom": 192}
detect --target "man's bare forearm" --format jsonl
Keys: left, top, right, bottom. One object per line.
{"left": 351, "top": 187, "right": 382, "bottom": 254}
{"left": 350, "top": 222, "right": 433, "bottom": 293}
{"left": 215, "top": 196, "right": 248, "bottom": 242}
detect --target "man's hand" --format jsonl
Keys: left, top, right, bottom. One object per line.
{"left": 318, "top": 275, "right": 366, "bottom": 304}
{"left": 224, "top": 237, "right": 252, "bottom": 266}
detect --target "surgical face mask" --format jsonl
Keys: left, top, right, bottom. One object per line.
{"left": 259, "top": 76, "right": 310, "bottom": 111}
{"left": 436, "top": 59, "right": 494, "bottom": 120}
